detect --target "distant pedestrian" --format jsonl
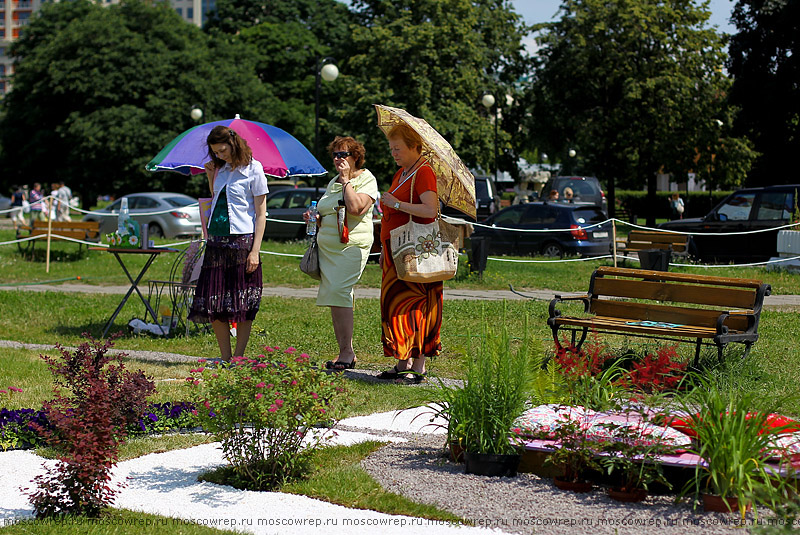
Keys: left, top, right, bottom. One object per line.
{"left": 28, "top": 183, "right": 45, "bottom": 225}
{"left": 10, "top": 185, "right": 26, "bottom": 230}
{"left": 56, "top": 181, "right": 72, "bottom": 221}
{"left": 670, "top": 193, "right": 685, "bottom": 220}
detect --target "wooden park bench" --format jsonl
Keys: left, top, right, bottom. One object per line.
{"left": 547, "top": 266, "right": 770, "bottom": 364}
{"left": 615, "top": 230, "right": 688, "bottom": 258}
{"left": 16, "top": 220, "right": 101, "bottom": 254}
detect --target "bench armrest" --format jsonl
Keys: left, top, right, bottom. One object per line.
{"left": 548, "top": 294, "right": 591, "bottom": 318}
{"left": 716, "top": 310, "right": 757, "bottom": 334}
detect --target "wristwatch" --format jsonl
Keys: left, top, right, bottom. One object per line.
{"left": 393, "top": 201, "right": 401, "bottom": 210}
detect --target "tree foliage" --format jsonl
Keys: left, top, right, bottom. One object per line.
{"left": 205, "top": 0, "right": 352, "bottom": 166}
{"left": 528, "top": 0, "right": 753, "bottom": 222}
{"left": 0, "top": 0, "right": 268, "bottom": 202}
{"left": 728, "top": 0, "right": 800, "bottom": 186}
{"left": 334, "top": 0, "right": 531, "bottom": 186}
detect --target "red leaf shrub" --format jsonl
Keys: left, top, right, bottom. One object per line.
{"left": 26, "top": 335, "right": 155, "bottom": 518}
{"left": 554, "top": 330, "right": 614, "bottom": 379}
{"left": 623, "top": 345, "right": 688, "bottom": 393}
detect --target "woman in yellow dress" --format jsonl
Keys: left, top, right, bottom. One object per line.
{"left": 305, "top": 136, "right": 378, "bottom": 370}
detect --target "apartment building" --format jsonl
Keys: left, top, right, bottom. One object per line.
{"left": 0, "top": 0, "right": 216, "bottom": 96}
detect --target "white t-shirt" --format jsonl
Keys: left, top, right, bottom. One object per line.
{"left": 211, "top": 159, "right": 269, "bottom": 234}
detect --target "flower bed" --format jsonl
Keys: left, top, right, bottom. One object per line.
{"left": 0, "top": 401, "right": 202, "bottom": 451}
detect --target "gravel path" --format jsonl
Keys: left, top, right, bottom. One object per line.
{"left": 0, "top": 402, "right": 785, "bottom": 534}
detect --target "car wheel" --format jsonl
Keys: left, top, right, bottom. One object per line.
{"left": 149, "top": 223, "right": 164, "bottom": 239}
{"left": 541, "top": 242, "right": 564, "bottom": 258}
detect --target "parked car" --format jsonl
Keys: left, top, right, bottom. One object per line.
{"left": 442, "top": 176, "right": 500, "bottom": 221}
{"left": 268, "top": 179, "right": 308, "bottom": 192}
{"left": 542, "top": 176, "right": 608, "bottom": 214}
{"left": 468, "top": 202, "right": 612, "bottom": 258}
{"left": 264, "top": 187, "right": 324, "bottom": 240}
{"left": 658, "top": 185, "right": 800, "bottom": 263}
{"left": 82, "top": 192, "right": 201, "bottom": 239}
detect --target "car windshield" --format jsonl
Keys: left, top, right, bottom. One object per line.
{"left": 164, "top": 196, "right": 194, "bottom": 208}
{"left": 572, "top": 207, "right": 607, "bottom": 224}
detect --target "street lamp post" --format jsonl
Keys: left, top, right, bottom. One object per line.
{"left": 481, "top": 93, "right": 497, "bottom": 183}
{"left": 314, "top": 57, "right": 339, "bottom": 161}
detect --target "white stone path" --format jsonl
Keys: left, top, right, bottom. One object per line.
{"left": 0, "top": 406, "right": 503, "bottom": 534}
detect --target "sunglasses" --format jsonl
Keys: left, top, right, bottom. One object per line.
{"left": 332, "top": 151, "right": 351, "bottom": 159}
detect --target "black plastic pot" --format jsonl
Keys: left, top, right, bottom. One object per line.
{"left": 464, "top": 452, "right": 520, "bottom": 477}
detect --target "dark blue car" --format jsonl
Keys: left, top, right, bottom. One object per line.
{"left": 467, "top": 202, "right": 612, "bottom": 258}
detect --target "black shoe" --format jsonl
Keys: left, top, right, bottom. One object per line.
{"left": 325, "top": 358, "right": 357, "bottom": 371}
{"left": 395, "top": 371, "right": 427, "bottom": 385}
{"left": 377, "top": 365, "right": 409, "bottom": 380}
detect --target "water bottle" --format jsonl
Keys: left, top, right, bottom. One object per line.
{"left": 118, "top": 197, "right": 130, "bottom": 235}
{"left": 306, "top": 201, "right": 318, "bottom": 236}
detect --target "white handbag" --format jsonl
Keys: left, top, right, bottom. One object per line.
{"left": 389, "top": 170, "right": 459, "bottom": 283}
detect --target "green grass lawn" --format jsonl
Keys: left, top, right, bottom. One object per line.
{"left": 4, "top": 228, "right": 800, "bottom": 294}
{"left": 2, "top": 227, "right": 800, "bottom": 533}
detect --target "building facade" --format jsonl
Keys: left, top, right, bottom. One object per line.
{"left": 0, "top": 0, "right": 216, "bottom": 96}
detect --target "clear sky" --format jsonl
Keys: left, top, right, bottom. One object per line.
{"left": 511, "top": 0, "right": 737, "bottom": 33}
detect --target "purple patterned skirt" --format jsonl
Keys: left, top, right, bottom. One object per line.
{"left": 188, "top": 234, "right": 262, "bottom": 323}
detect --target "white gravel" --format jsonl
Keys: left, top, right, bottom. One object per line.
{"left": 0, "top": 405, "right": 782, "bottom": 534}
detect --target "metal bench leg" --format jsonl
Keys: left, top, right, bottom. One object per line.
{"left": 552, "top": 327, "right": 564, "bottom": 351}
{"left": 741, "top": 342, "right": 752, "bottom": 361}
{"left": 693, "top": 339, "right": 702, "bottom": 367}
{"left": 574, "top": 327, "right": 589, "bottom": 350}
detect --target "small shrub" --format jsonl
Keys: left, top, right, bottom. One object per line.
{"left": 623, "top": 344, "right": 688, "bottom": 394}
{"left": 187, "top": 346, "right": 347, "bottom": 491}
{"left": 26, "top": 336, "right": 156, "bottom": 518}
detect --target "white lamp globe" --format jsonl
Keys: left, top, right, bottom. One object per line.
{"left": 190, "top": 108, "right": 203, "bottom": 121}
{"left": 568, "top": 149, "right": 577, "bottom": 158}
{"left": 481, "top": 93, "right": 496, "bottom": 109}
{"left": 321, "top": 63, "right": 339, "bottom": 82}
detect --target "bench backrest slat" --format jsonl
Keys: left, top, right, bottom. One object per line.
{"left": 591, "top": 300, "right": 751, "bottom": 331}
{"left": 627, "top": 231, "right": 685, "bottom": 244}
{"left": 592, "top": 277, "right": 757, "bottom": 309}
{"left": 32, "top": 221, "right": 100, "bottom": 230}
{"left": 31, "top": 230, "right": 90, "bottom": 240}
{"left": 595, "top": 266, "right": 764, "bottom": 289}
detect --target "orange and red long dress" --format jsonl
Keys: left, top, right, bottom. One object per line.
{"left": 379, "top": 164, "right": 443, "bottom": 361}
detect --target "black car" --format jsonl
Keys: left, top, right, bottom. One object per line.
{"left": 542, "top": 176, "right": 608, "bottom": 214}
{"left": 468, "top": 202, "right": 612, "bottom": 258}
{"left": 658, "top": 185, "right": 799, "bottom": 263}
{"left": 443, "top": 176, "right": 500, "bottom": 221}
{"left": 264, "top": 187, "right": 324, "bottom": 240}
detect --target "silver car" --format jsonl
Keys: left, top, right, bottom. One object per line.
{"left": 82, "top": 192, "right": 202, "bottom": 239}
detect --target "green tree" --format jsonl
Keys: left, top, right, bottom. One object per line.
{"left": 728, "top": 0, "right": 799, "bottom": 186}
{"left": 337, "top": 0, "right": 531, "bottom": 188}
{"left": 205, "top": 0, "right": 352, "bottom": 166}
{"left": 0, "top": 0, "right": 268, "bottom": 203}
{"left": 528, "top": 0, "right": 752, "bottom": 223}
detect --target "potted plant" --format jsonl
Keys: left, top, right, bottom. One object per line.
{"left": 599, "top": 418, "right": 674, "bottom": 502}
{"left": 543, "top": 412, "right": 607, "bottom": 492}
{"left": 456, "top": 318, "right": 539, "bottom": 477}
{"left": 677, "top": 377, "right": 791, "bottom": 518}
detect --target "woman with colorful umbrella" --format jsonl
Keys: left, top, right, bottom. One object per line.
{"left": 188, "top": 126, "right": 268, "bottom": 363}
{"left": 376, "top": 123, "right": 442, "bottom": 384}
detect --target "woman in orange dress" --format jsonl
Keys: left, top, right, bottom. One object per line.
{"left": 377, "top": 123, "right": 442, "bottom": 384}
